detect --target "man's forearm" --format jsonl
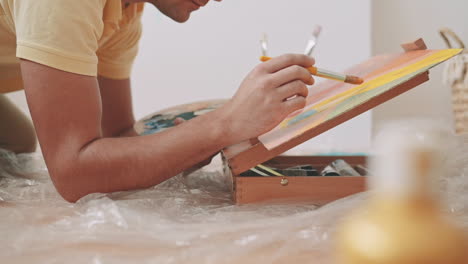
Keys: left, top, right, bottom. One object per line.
{"left": 56, "top": 108, "right": 232, "bottom": 202}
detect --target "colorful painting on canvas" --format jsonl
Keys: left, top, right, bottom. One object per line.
{"left": 135, "top": 99, "right": 226, "bottom": 135}
{"left": 258, "top": 49, "right": 463, "bottom": 150}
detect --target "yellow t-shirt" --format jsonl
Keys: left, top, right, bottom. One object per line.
{"left": 0, "top": 0, "right": 144, "bottom": 93}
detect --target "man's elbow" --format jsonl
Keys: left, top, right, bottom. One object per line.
{"left": 49, "top": 169, "right": 89, "bottom": 203}
{"left": 54, "top": 182, "right": 86, "bottom": 203}
{"left": 57, "top": 189, "right": 83, "bottom": 203}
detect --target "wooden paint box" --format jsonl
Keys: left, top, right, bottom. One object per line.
{"left": 223, "top": 155, "right": 367, "bottom": 205}
{"left": 221, "top": 39, "right": 460, "bottom": 205}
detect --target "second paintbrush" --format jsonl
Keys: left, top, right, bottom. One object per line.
{"left": 260, "top": 56, "right": 364, "bottom": 85}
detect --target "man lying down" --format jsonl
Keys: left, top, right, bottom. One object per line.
{"left": 0, "top": 0, "right": 315, "bottom": 202}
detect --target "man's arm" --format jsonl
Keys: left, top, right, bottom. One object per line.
{"left": 97, "top": 76, "right": 137, "bottom": 137}
{"left": 21, "top": 54, "right": 314, "bottom": 202}
{"left": 22, "top": 60, "right": 231, "bottom": 202}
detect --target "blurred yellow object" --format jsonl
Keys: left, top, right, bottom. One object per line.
{"left": 336, "top": 196, "right": 468, "bottom": 264}
{"left": 335, "top": 125, "right": 468, "bottom": 264}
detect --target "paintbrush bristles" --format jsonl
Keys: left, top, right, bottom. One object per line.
{"left": 260, "top": 34, "right": 268, "bottom": 57}
{"left": 304, "top": 25, "right": 322, "bottom": 56}
{"left": 345, "top": 76, "right": 364, "bottom": 85}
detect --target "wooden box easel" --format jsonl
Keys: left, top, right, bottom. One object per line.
{"left": 222, "top": 39, "right": 447, "bottom": 205}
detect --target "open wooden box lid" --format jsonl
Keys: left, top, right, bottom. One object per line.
{"left": 222, "top": 39, "right": 463, "bottom": 175}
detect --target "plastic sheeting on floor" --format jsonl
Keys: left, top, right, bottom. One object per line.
{"left": 1, "top": 134, "right": 468, "bottom": 263}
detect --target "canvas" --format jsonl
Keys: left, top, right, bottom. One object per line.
{"left": 259, "top": 48, "right": 462, "bottom": 150}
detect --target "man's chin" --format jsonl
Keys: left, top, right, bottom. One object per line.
{"left": 149, "top": 3, "right": 192, "bottom": 23}
{"left": 173, "top": 15, "right": 190, "bottom": 23}
{"left": 169, "top": 11, "right": 192, "bottom": 23}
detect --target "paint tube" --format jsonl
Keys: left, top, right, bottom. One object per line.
{"left": 321, "top": 165, "right": 341, "bottom": 176}
{"left": 331, "top": 159, "right": 361, "bottom": 176}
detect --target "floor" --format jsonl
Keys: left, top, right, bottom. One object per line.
{"left": 1, "top": 142, "right": 468, "bottom": 263}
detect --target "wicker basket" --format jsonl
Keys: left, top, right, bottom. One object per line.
{"left": 440, "top": 28, "right": 468, "bottom": 134}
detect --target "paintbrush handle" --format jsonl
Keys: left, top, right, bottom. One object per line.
{"left": 259, "top": 56, "right": 363, "bottom": 85}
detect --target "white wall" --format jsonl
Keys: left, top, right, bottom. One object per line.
{"left": 371, "top": 0, "right": 468, "bottom": 133}
{"left": 132, "top": 0, "right": 372, "bottom": 153}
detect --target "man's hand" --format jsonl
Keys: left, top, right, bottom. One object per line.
{"left": 220, "top": 54, "right": 315, "bottom": 143}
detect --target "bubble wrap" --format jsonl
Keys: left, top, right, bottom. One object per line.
{"left": 1, "top": 134, "right": 468, "bottom": 263}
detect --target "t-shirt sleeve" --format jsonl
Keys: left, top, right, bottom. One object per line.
{"left": 97, "top": 14, "right": 143, "bottom": 79}
{"left": 15, "top": 0, "right": 105, "bottom": 76}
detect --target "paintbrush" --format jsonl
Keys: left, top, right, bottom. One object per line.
{"left": 304, "top": 25, "right": 322, "bottom": 56}
{"left": 260, "top": 56, "right": 364, "bottom": 85}
{"left": 260, "top": 33, "right": 268, "bottom": 57}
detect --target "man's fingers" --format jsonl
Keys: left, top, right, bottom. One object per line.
{"left": 261, "top": 54, "right": 315, "bottom": 74}
{"left": 277, "top": 80, "right": 309, "bottom": 101}
{"left": 283, "top": 95, "right": 307, "bottom": 114}
{"left": 269, "top": 65, "right": 315, "bottom": 87}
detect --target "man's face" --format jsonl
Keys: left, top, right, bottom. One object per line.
{"left": 149, "top": 0, "right": 221, "bottom": 23}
